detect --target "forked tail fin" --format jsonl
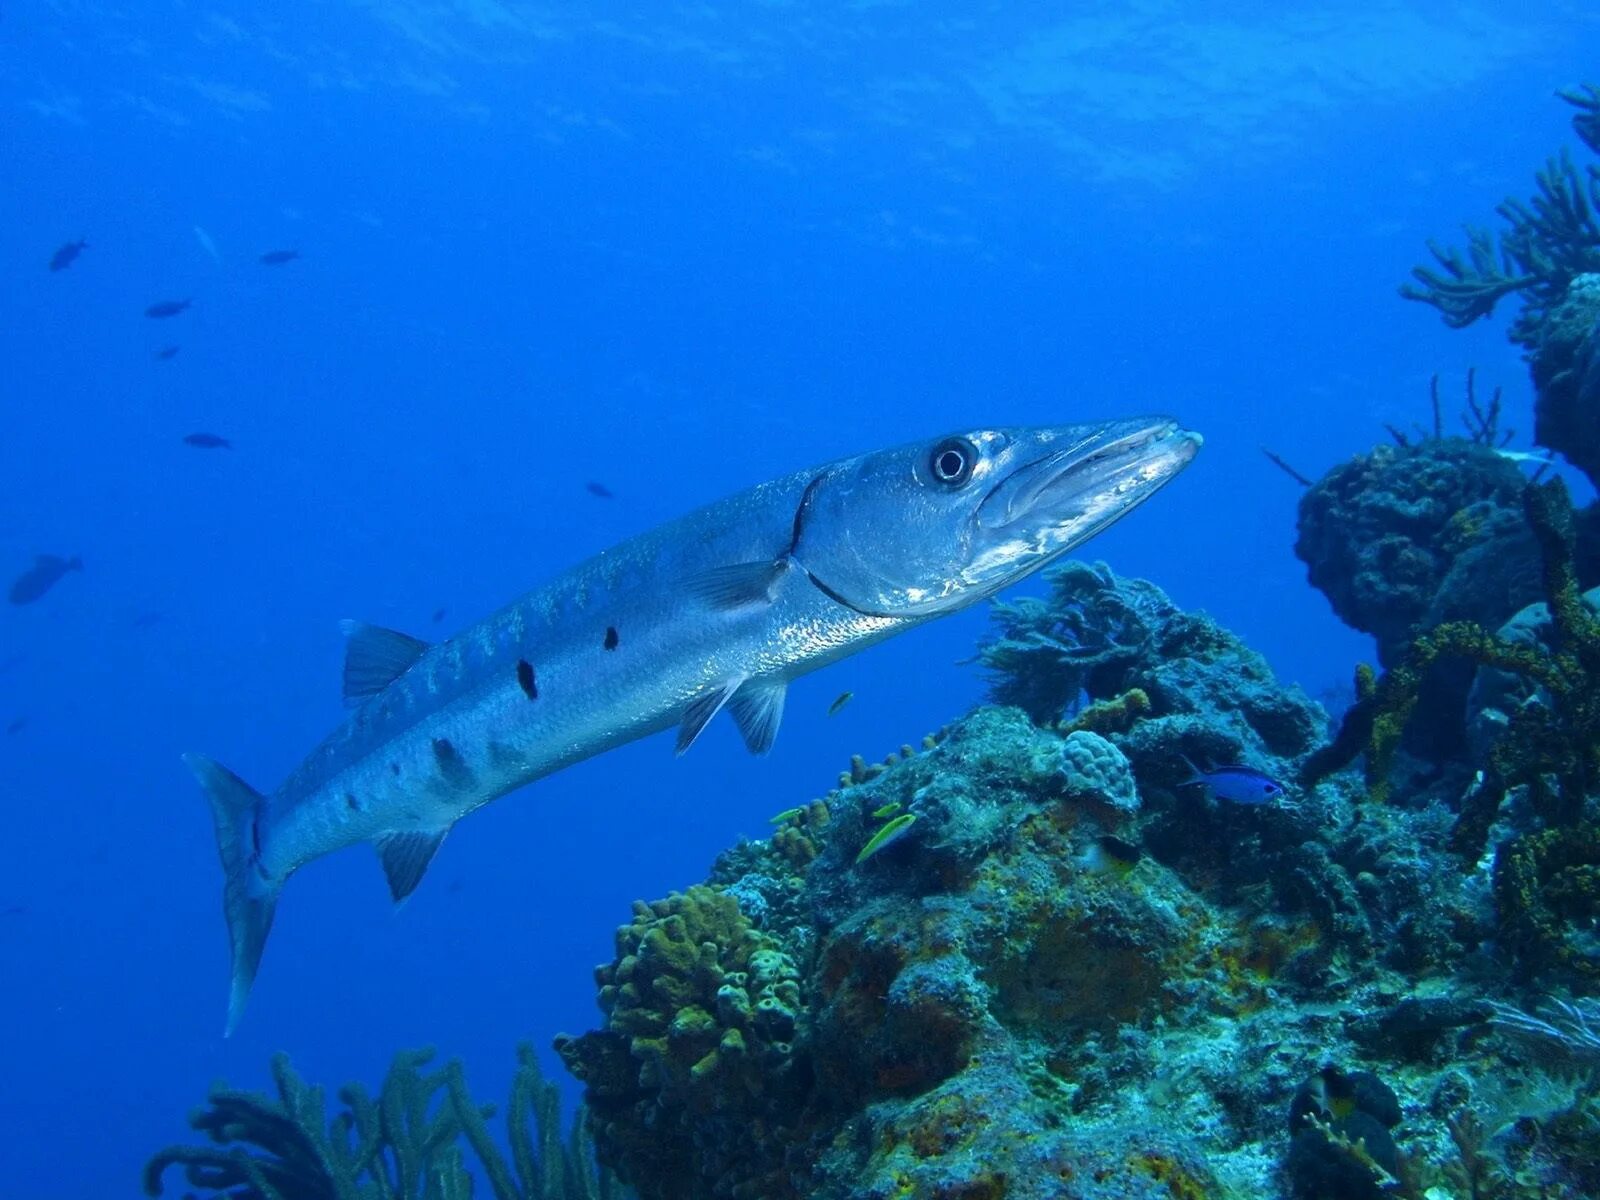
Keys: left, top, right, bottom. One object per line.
{"left": 183, "top": 753, "right": 278, "bottom": 1036}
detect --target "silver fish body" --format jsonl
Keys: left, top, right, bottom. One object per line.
{"left": 188, "top": 417, "right": 1200, "bottom": 1032}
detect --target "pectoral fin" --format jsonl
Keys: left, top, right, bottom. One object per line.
{"left": 728, "top": 678, "right": 787, "bottom": 755}
{"left": 375, "top": 829, "right": 448, "bottom": 903}
{"left": 683, "top": 560, "right": 792, "bottom": 612}
{"left": 676, "top": 677, "right": 745, "bottom": 755}
{"left": 340, "top": 620, "right": 431, "bottom": 704}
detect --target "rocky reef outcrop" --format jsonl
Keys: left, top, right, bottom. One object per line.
{"left": 1530, "top": 274, "right": 1600, "bottom": 490}
{"left": 556, "top": 562, "right": 1600, "bottom": 1199}
{"left": 1293, "top": 439, "right": 1539, "bottom": 670}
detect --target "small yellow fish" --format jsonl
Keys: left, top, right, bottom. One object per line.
{"left": 855, "top": 813, "right": 917, "bottom": 864}
{"left": 828, "top": 691, "right": 854, "bottom": 716}
{"left": 871, "top": 801, "right": 903, "bottom": 819}
{"left": 769, "top": 806, "right": 806, "bottom": 825}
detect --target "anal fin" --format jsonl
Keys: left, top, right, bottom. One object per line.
{"left": 340, "top": 620, "right": 431, "bottom": 705}
{"left": 728, "top": 678, "right": 787, "bottom": 755}
{"left": 375, "top": 829, "right": 448, "bottom": 903}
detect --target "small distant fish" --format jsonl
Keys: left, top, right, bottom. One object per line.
{"left": 155, "top": 345, "right": 181, "bottom": 360}
{"left": 431, "top": 607, "right": 447, "bottom": 624}
{"left": 146, "top": 299, "right": 191, "bottom": 319}
{"left": 49, "top": 239, "right": 87, "bottom": 271}
{"left": 586, "top": 481, "right": 616, "bottom": 499}
{"left": 1, "top": 905, "right": 27, "bottom": 918}
{"left": 828, "top": 690, "right": 853, "bottom": 716}
{"left": 8, "top": 554, "right": 82, "bottom": 605}
{"left": 5, "top": 716, "right": 27, "bottom": 735}
{"left": 183, "top": 432, "right": 232, "bottom": 450}
{"left": 1177, "top": 755, "right": 1288, "bottom": 806}
{"left": 855, "top": 812, "right": 918, "bottom": 864}
{"left": 1076, "top": 834, "right": 1143, "bottom": 877}
{"left": 259, "top": 249, "right": 299, "bottom": 266}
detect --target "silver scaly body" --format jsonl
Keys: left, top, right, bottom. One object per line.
{"left": 187, "top": 418, "right": 1201, "bottom": 1033}
{"left": 267, "top": 466, "right": 899, "bottom": 879}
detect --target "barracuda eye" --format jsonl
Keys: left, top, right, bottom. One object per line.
{"left": 928, "top": 437, "right": 977, "bottom": 488}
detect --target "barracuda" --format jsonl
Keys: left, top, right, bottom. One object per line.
{"left": 188, "top": 418, "right": 1201, "bottom": 1033}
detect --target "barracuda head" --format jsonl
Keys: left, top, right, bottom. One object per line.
{"left": 792, "top": 418, "right": 1202, "bottom": 617}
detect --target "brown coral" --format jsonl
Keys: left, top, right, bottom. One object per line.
{"left": 555, "top": 885, "right": 807, "bottom": 1199}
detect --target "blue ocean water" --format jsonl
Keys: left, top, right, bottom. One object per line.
{"left": 1, "top": 4, "right": 1597, "bottom": 1194}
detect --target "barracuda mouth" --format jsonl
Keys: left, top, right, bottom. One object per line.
{"left": 967, "top": 417, "right": 1201, "bottom": 580}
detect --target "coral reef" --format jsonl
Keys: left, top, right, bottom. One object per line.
{"left": 978, "top": 561, "right": 1159, "bottom": 724}
{"left": 144, "top": 1043, "right": 621, "bottom": 1200}
{"left": 1529, "top": 274, "right": 1600, "bottom": 489}
{"left": 560, "top": 562, "right": 1600, "bottom": 1199}
{"left": 1293, "top": 437, "right": 1538, "bottom": 670}
{"left": 1308, "top": 479, "right": 1600, "bottom": 873}
{"left": 564, "top": 702, "right": 1241, "bottom": 1199}
{"left": 554, "top": 885, "right": 806, "bottom": 1199}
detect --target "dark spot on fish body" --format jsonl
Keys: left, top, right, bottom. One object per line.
{"left": 250, "top": 817, "right": 262, "bottom": 857}
{"left": 516, "top": 659, "right": 538, "bottom": 699}
{"left": 432, "top": 736, "right": 474, "bottom": 788}
{"left": 345, "top": 792, "right": 361, "bottom": 812}
{"left": 389, "top": 762, "right": 401, "bottom": 777}
{"left": 604, "top": 626, "right": 619, "bottom": 650}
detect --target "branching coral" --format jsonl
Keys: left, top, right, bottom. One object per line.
{"left": 977, "top": 561, "right": 1156, "bottom": 723}
{"left": 1402, "top": 83, "right": 1600, "bottom": 346}
{"left": 143, "top": 1044, "right": 618, "bottom": 1200}
{"left": 1490, "top": 995, "right": 1600, "bottom": 1071}
{"left": 1304, "top": 478, "right": 1600, "bottom": 841}
{"left": 1494, "top": 824, "right": 1600, "bottom": 980}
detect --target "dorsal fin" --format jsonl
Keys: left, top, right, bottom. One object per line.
{"left": 374, "top": 829, "right": 448, "bottom": 903}
{"left": 676, "top": 676, "right": 746, "bottom": 755}
{"left": 339, "top": 620, "right": 430, "bottom": 705}
{"left": 727, "top": 679, "right": 787, "bottom": 755}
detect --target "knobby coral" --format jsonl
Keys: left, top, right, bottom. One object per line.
{"left": 554, "top": 885, "right": 807, "bottom": 1200}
